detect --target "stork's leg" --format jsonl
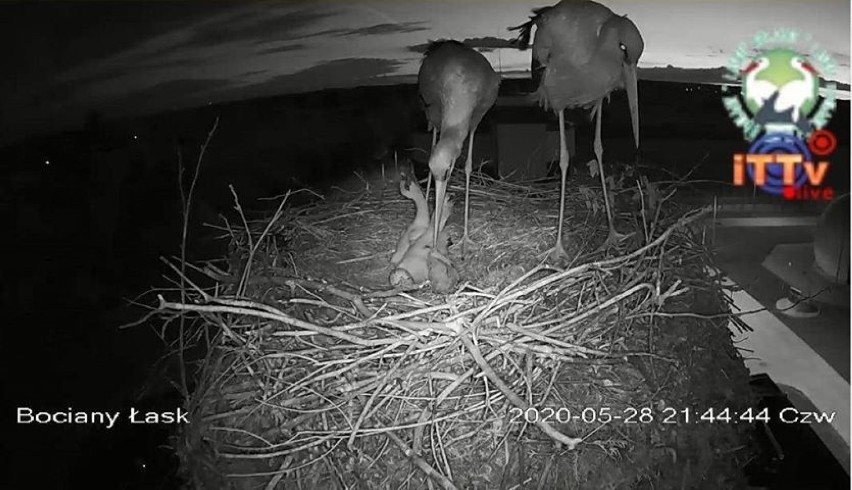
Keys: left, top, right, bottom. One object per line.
{"left": 547, "top": 109, "right": 570, "bottom": 261}
{"left": 593, "top": 99, "right": 630, "bottom": 249}
{"left": 462, "top": 127, "right": 476, "bottom": 258}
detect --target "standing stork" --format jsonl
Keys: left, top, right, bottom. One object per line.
{"left": 775, "top": 55, "right": 819, "bottom": 124}
{"left": 511, "top": 0, "right": 643, "bottom": 258}
{"left": 418, "top": 40, "right": 500, "bottom": 257}
{"left": 742, "top": 56, "right": 775, "bottom": 109}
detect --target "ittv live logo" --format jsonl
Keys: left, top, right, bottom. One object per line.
{"left": 721, "top": 28, "right": 840, "bottom": 201}
{"left": 732, "top": 130, "right": 837, "bottom": 200}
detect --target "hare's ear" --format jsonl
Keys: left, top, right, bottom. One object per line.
{"left": 398, "top": 167, "right": 411, "bottom": 194}
{"left": 399, "top": 163, "right": 416, "bottom": 187}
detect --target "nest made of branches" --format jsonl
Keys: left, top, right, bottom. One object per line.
{"left": 159, "top": 168, "right": 755, "bottom": 490}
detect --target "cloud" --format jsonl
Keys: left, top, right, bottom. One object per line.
{"left": 3, "top": 7, "right": 423, "bottom": 132}
{"left": 177, "top": 7, "right": 338, "bottom": 49}
{"left": 133, "top": 10, "right": 426, "bottom": 61}
{"left": 241, "top": 58, "right": 406, "bottom": 96}
{"left": 408, "top": 37, "right": 516, "bottom": 54}
{"left": 0, "top": 3, "right": 241, "bottom": 83}
{"left": 333, "top": 21, "right": 429, "bottom": 37}
{"left": 292, "top": 21, "right": 430, "bottom": 40}
{"left": 257, "top": 43, "right": 308, "bottom": 56}
{"left": 461, "top": 36, "right": 518, "bottom": 52}
{"left": 241, "top": 69, "right": 271, "bottom": 78}
{"left": 24, "top": 7, "right": 329, "bottom": 111}
{"left": 146, "top": 56, "right": 212, "bottom": 70}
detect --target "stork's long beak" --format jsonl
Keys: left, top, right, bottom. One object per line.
{"left": 433, "top": 178, "right": 446, "bottom": 249}
{"left": 623, "top": 63, "right": 639, "bottom": 149}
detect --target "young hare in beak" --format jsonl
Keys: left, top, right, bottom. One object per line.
{"left": 389, "top": 167, "right": 458, "bottom": 293}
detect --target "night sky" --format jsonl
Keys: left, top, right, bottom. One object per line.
{"left": 1, "top": 0, "right": 849, "bottom": 146}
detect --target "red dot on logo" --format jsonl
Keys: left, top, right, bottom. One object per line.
{"left": 808, "top": 130, "right": 837, "bottom": 156}
{"left": 783, "top": 187, "right": 796, "bottom": 200}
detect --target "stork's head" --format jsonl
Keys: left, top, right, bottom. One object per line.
{"left": 742, "top": 56, "right": 770, "bottom": 76}
{"left": 791, "top": 56, "right": 819, "bottom": 76}
{"left": 606, "top": 15, "right": 644, "bottom": 66}
{"left": 428, "top": 140, "right": 459, "bottom": 182}
{"left": 602, "top": 15, "right": 644, "bottom": 149}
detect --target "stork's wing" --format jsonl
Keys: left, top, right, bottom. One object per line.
{"left": 418, "top": 57, "right": 444, "bottom": 127}
{"left": 533, "top": 1, "right": 616, "bottom": 68}
{"left": 531, "top": 56, "right": 545, "bottom": 91}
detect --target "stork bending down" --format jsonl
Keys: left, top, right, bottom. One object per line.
{"left": 418, "top": 40, "right": 500, "bottom": 258}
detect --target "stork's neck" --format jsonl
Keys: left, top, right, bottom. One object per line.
{"left": 437, "top": 125, "right": 467, "bottom": 154}
{"left": 429, "top": 125, "right": 467, "bottom": 180}
{"left": 746, "top": 68, "right": 762, "bottom": 86}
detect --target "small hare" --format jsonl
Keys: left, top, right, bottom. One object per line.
{"left": 389, "top": 168, "right": 459, "bottom": 293}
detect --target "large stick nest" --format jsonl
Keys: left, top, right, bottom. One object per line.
{"left": 159, "top": 169, "right": 755, "bottom": 489}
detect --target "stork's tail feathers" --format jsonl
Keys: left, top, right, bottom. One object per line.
{"left": 508, "top": 20, "right": 535, "bottom": 50}
{"left": 508, "top": 6, "right": 552, "bottom": 50}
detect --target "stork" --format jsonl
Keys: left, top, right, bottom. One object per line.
{"left": 511, "top": 0, "right": 643, "bottom": 258}
{"left": 418, "top": 40, "right": 500, "bottom": 257}
{"left": 775, "top": 56, "right": 819, "bottom": 124}
{"left": 742, "top": 56, "right": 775, "bottom": 109}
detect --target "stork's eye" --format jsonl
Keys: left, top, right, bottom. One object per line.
{"left": 619, "top": 43, "right": 626, "bottom": 51}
